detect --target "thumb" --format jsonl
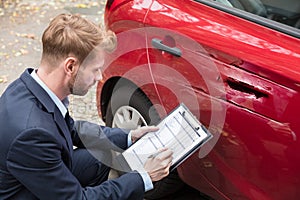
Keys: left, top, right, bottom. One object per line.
{"left": 140, "top": 125, "right": 159, "bottom": 133}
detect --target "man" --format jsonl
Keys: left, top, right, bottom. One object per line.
{"left": 0, "top": 14, "right": 173, "bottom": 199}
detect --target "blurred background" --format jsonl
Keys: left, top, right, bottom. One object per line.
{"left": 0, "top": 0, "right": 106, "bottom": 124}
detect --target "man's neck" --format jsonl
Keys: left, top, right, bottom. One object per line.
{"left": 36, "top": 67, "right": 69, "bottom": 100}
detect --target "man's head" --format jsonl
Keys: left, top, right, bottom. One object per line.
{"left": 41, "top": 13, "right": 116, "bottom": 67}
{"left": 39, "top": 14, "right": 116, "bottom": 97}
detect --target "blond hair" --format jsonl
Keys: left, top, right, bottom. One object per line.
{"left": 41, "top": 13, "right": 116, "bottom": 65}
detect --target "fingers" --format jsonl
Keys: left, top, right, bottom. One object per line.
{"left": 156, "top": 149, "right": 173, "bottom": 168}
{"left": 145, "top": 160, "right": 172, "bottom": 182}
{"left": 131, "top": 126, "right": 159, "bottom": 143}
{"left": 149, "top": 148, "right": 173, "bottom": 160}
{"left": 150, "top": 163, "right": 171, "bottom": 181}
{"left": 139, "top": 125, "right": 159, "bottom": 133}
{"left": 144, "top": 148, "right": 173, "bottom": 182}
{"left": 157, "top": 148, "right": 173, "bottom": 160}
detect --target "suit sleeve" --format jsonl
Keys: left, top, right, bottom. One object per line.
{"left": 7, "top": 128, "right": 145, "bottom": 200}
{"left": 71, "top": 120, "right": 129, "bottom": 150}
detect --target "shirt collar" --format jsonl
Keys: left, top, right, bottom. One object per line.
{"left": 31, "top": 69, "right": 68, "bottom": 117}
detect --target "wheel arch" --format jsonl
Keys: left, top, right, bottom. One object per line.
{"left": 97, "top": 76, "right": 160, "bottom": 123}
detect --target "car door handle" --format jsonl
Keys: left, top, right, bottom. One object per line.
{"left": 151, "top": 38, "right": 182, "bottom": 57}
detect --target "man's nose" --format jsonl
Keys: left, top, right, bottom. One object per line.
{"left": 95, "top": 70, "right": 103, "bottom": 81}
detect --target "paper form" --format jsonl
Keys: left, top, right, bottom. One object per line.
{"left": 121, "top": 103, "right": 213, "bottom": 171}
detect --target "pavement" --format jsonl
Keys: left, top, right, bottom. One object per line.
{"left": 0, "top": 1, "right": 208, "bottom": 199}
{"left": 0, "top": 0, "right": 105, "bottom": 124}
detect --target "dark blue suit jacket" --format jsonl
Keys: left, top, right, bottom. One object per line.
{"left": 0, "top": 68, "right": 145, "bottom": 199}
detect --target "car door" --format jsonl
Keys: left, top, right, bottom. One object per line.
{"left": 145, "top": 0, "right": 300, "bottom": 199}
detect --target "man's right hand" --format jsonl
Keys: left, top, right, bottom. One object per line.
{"left": 143, "top": 148, "right": 173, "bottom": 182}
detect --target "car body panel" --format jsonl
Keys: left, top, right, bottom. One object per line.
{"left": 98, "top": 0, "right": 300, "bottom": 199}
{"left": 98, "top": 0, "right": 164, "bottom": 119}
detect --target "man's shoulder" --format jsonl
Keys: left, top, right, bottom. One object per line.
{"left": 0, "top": 78, "right": 57, "bottom": 166}
{"left": 0, "top": 95, "right": 52, "bottom": 131}
{"left": 0, "top": 75, "right": 55, "bottom": 132}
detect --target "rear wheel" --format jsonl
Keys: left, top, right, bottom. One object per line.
{"left": 105, "top": 84, "right": 185, "bottom": 199}
{"left": 105, "top": 85, "right": 159, "bottom": 128}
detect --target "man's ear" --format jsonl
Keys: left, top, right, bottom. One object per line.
{"left": 64, "top": 57, "right": 78, "bottom": 75}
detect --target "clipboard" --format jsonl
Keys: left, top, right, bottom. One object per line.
{"left": 117, "top": 103, "right": 213, "bottom": 172}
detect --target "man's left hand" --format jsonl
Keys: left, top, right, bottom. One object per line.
{"left": 130, "top": 126, "right": 159, "bottom": 143}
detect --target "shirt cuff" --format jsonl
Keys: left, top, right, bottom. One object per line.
{"left": 127, "top": 131, "right": 133, "bottom": 147}
{"left": 137, "top": 170, "right": 153, "bottom": 192}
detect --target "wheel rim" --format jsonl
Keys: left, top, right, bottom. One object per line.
{"left": 112, "top": 105, "right": 148, "bottom": 129}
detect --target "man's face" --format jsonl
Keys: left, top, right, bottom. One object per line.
{"left": 69, "top": 50, "right": 104, "bottom": 96}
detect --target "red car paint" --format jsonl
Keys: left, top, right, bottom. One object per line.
{"left": 97, "top": 0, "right": 300, "bottom": 199}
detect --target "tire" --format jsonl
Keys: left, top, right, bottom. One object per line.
{"left": 105, "top": 84, "right": 185, "bottom": 199}
{"left": 105, "top": 84, "right": 160, "bottom": 128}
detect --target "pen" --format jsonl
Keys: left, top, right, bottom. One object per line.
{"left": 148, "top": 151, "right": 162, "bottom": 158}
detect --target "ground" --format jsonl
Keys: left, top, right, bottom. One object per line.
{"left": 0, "top": 1, "right": 207, "bottom": 199}
{"left": 0, "top": 0, "right": 103, "bottom": 123}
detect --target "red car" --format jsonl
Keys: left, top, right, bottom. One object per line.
{"left": 96, "top": 0, "right": 300, "bottom": 199}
